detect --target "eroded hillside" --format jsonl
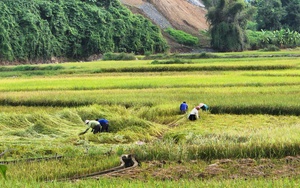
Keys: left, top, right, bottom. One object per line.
{"left": 120, "top": 0, "right": 209, "bottom": 52}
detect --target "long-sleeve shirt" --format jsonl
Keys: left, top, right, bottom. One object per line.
{"left": 87, "top": 120, "right": 100, "bottom": 129}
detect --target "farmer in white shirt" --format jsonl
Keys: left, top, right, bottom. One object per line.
{"left": 78, "top": 120, "right": 101, "bottom": 135}
{"left": 188, "top": 106, "right": 200, "bottom": 121}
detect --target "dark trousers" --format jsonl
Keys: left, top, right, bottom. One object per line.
{"left": 92, "top": 125, "right": 101, "bottom": 134}
{"left": 101, "top": 123, "right": 109, "bottom": 132}
{"left": 189, "top": 114, "right": 197, "bottom": 121}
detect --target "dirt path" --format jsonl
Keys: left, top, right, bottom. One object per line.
{"left": 105, "top": 156, "right": 300, "bottom": 181}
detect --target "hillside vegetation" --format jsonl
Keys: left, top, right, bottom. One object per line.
{"left": 0, "top": 0, "right": 168, "bottom": 63}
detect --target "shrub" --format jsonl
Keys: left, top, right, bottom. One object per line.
{"left": 165, "top": 28, "right": 199, "bottom": 46}
{"left": 102, "top": 52, "right": 136, "bottom": 61}
{"left": 246, "top": 30, "right": 261, "bottom": 50}
{"left": 144, "top": 51, "right": 152, "bottom": 57}
{"left": 150, "top": 59, "right": 191, "bottom": 64}
{"left": 260, "top": 45, "right": 280, "bottom": 52}
{"left": 144, "top": 52, "right": 218, "bottom": 60}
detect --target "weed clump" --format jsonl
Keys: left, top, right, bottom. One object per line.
{"left": 151, "top": 59, "right": 191, "bottom": 64}
{"left": 102, "top": 52, "right": 136, "bottom": 61}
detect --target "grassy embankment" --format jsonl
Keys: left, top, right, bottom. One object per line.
{"left": 0, "top": 50, "right": 300, "bottom": 186}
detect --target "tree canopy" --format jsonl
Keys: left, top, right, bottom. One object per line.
{"left": 206, "top": 0, "right": 255, "bottom": 52}
{"left": 250, "top": 0, "right": 300, "bottom": 32}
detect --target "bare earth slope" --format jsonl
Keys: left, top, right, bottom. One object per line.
{"left": 120, "top": 0, "right": 208, "bottom": 33}
{"left": 120, "top": 0, "right": 209, "bottom": 52}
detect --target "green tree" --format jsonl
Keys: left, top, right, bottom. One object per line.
{"left": 282, "top": 0, "right": 300, "bottom": 32}
{"left": 254, "top": 0, "right": 285, "bottom": 31}
{"left": 206, "top": 0, "right": 255, "bottom": 51}
{"left": 202, "top": 0, "right": 221, "bottom": 8}
{"left": 0, "top": 0, "right": 168, "bottom": 63}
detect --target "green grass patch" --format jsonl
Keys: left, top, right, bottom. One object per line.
{"left": 165, "top": 28, "right": 199, "bottom": 46}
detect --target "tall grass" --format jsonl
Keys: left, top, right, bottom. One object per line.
{"left": 133, "top": 115, "right": 300, "bottom": 161}
{"left": 0, "top": 56, "right": 299, "bottom": 78}
{"left": 4, "top": 155, "right": 120, "bottom": 181}
{"left": 1, "top": 71, "right": 300, "bottom": 91}
{"left": 1, "top": 175, "right": 300, "bottom": 187}
{"left": 3, "top": 107, "right": 298, "bottom": 162}
{"left": 0, "top": 104, "right": 168, "bottom": 160}
{"left": 0, "top": 85, "right": 299, "bottom": 115}
{"left": 0, "top": 51, "right": 300, "bottom": 186}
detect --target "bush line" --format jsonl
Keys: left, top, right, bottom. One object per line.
{"left": 0, "top": 99, "right": 299, "bottom": 115}
{"left": 144, "top": 53, "right": 300, "bottom": 60}
{"left": 0, "top": 65, "right": 64, "bottom": 72}
{"left": 93, "top": 65, "right": 295, "bottom": 73}
{"left": 210, "top": 105, "right": 300, "bottom": 116}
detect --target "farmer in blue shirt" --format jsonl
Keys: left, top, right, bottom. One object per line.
{"left": 96, "top": 118, "right": 109, "bottom": 132}
{"left": 179, "top": 101, "right": 188, "bottom": 114}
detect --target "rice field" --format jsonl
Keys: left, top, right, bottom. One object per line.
{"left": 0, "top": 50, "right": 300, "bottom": 187}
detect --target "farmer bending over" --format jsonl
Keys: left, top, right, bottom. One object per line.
{"left": 96, "top": 118, "right": 109, "bottom": 132}
{"left": 199, "top": 103, "right": 209, "bottom": 111}
{"left": 188, "top": 106, "right": 200, "bottom": 121}
{"left": 79, "top": 120, "right": 101, "bottom": 135}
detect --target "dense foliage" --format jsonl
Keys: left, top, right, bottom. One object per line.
{"left": 206, "top": 0, "right": 255, "bottom": 52}
{"left": 251, "top": 0, "right": 300, "bottom": 32}
{"left": 203, "top": 0, "right": 300, "bottom": 51}
{"left": 247, "top": 29, "right": 300, "bottom": 50}
{"left": 164, "top": 28, "right": 199, "bottom": 46}
{"left": 204, "top": 0, "right": 300, "bottom": 33}
{"left": 0, "top": 0, "right": 168, "bottom": 63}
